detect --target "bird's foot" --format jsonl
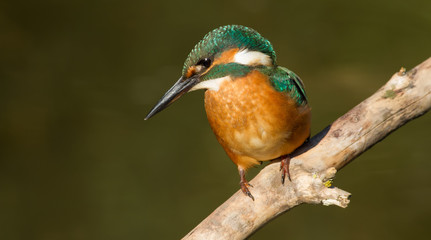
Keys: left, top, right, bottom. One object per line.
{"left": 240, "top": 180, "right": 254, "bottom": 201}
{"left": 280, "top": 155, "right": 291, "bottom": 185}
{"left": 239, "top": 168, "right": 254, "bottom": 201}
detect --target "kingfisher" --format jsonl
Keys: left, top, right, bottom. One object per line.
{"left": 145, "top": 25, "right": 311, "bottom": 200}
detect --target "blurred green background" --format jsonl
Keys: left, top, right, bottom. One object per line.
{"left": 1, "top": 0, "right": 431, "bottom": 239}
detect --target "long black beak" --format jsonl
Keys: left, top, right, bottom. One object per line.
{"left": 145, "top": 76, "right": 199, "bottom": 120}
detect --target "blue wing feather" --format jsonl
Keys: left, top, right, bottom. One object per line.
{"left": 269, "top": 66, "right": 308, "bottom": 105}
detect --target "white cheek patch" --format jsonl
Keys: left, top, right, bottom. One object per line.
{"left": 189, "top": 76, "right": 231, "bottom": 92}
{"left": 234, "top": 49, "right": 273, "bottom": 66}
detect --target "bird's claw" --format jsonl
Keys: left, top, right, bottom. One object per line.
{"left": 240, "top": 180, "right": 255, "bottom": 201}
{"left": 280, "top": 155, "right": 291, "bottom": 185}
{"left": 238, "top": 168, "right": 255, "bottom": 200}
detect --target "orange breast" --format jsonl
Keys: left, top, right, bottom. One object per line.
{"left": 204, "top": 70, "right": 311, "bottom": 170}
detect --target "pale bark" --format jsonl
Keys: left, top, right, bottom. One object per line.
{"left": 183, "top": 58, "right": 431, "bottom": 240}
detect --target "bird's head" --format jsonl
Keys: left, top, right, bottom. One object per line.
{"left": 145, "top": 25, "right": 276, "bottom": 120}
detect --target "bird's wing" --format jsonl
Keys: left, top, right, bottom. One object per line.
{"left": 270, "top": 66, "right": 308, "bottom": 105}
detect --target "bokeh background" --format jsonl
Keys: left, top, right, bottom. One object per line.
{"left": 1, "top": 0, "right": 431, "bottom": 239}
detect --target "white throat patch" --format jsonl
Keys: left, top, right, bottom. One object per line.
{"left": 234, "top": 49, "right": 272, "bottom": 66}
{"left": 189, "top": 76, "right": 231, "bottom": 92}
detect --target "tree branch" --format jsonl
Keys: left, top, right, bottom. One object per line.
{"left": 182, "top": 57, "right": 431, "bottom": 240}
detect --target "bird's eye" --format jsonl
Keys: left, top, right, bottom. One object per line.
{"left": 197, "top": 58, "right": 212, "bottom": 68}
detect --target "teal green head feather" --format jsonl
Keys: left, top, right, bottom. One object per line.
{"left": 182, "top": 25, "right": 277, "bottom": 76}
{"left": 145, "top": 25, "right": 307, "bottom": 120}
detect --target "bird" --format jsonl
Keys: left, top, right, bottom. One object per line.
{"left": 145, "top": 25, "right": 311, "bottom": 200}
